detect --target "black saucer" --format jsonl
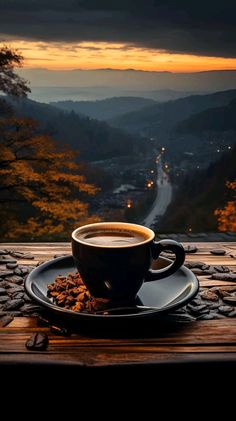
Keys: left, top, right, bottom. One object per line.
{"left": 25, "top": 255, "right": 199, "bottom": 324}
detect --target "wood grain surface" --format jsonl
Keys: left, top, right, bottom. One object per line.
{"left": 1, "top": 242, "right": 236, "bottom": 367}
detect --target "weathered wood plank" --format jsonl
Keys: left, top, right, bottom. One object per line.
{"left": 0, "top": 242, "right": 236, "bottom": 365}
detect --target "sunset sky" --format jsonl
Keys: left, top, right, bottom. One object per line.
{"left": 6, "top": 40, "right": 236, "bottom": 73}
{"left": 0, "top": 1, "right": 236, "bottom": 73}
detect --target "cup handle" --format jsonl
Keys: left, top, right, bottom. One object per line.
{"left": 145, "top": 239, "right": 185, "bottom": 282}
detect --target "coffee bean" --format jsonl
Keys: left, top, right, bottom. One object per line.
{"left": 0, "top": 287, "right": 6, "bottom": 296}
{"left": 185, "top": 262, "right": 205, "bottom": 269}
{"left": 184, "top": 245, "right": 198, "bottom": 253}
{"left": 210, "top": 313, "right": 226, "bottom": 319}
{"left": 5, "top": 275, "right": 23, "bottom": 284}
{"left": 218, "top": 305, "right": 233, "bottom": 314}
{"left": 0, "top": 296, "right": 9, "bottom": 304}
{"left": 202, "top": 264, "right": 210, "bottom": 270}
{"left": 6, "top": 263, "right": 18, "bottom": 269}
{"left": 0, "top": 281, "right": 9, "bottom": 288}
{"left": 192, "top": 268, "right": 214, "bottom": 276}
{"left": 168, "top": 313, "right": 196, "bottom": 322}
{"left": 211, "top": 273, "right": 236, "bottom": 281}
{"left": 0, "top": 249, "right": 9, "bottom": 255}
{"left": 210, "top": 249, "right": 226, "bottom": 256}
{"left": 200, "top": 290, "right": 219, "bottom": 301}
{"left": 25, "top": 333, "right": 48, "bottom": 351}
{"left": 12, "top": 292, "right": 24, "bottom": 299}
{"left": 0, "top": 270, "right": 14, "bottom": 278}
{"left": 20, "top": 304, "right": 42, "bottom": 313}
{"left": 0, "top": 315, "right": 14, "bottom": 327}
{"left": 211, "top": 286, "right": 236, "bottom": 293}
{"left": 18, "top": 266, "right": 31, "bottom": 275}
{"left": 14, "top": 268, "right": 23, "bottom": 276}
{"left": 7, "top": 286, "right": 24, "bottom": 294}
{"left": 213, "top": 265, "right": 230, "bottom": 273}
{"left": 10, "top": 251, "right": 34, "bottom": 260}
{"left": 208, "top": 303, "right": 221, "bottom": 310}
{"left": 187, "top": 304, "right": 208, "bottom": 314}
{"left": 222, "top": 296, "right": 236, "bottom": 305}
{"left": 0, "top": 255, "right": 17, "bottom": 263}
{"left": 185, "top": 262, "right": 204, "bottom": 270}
{"left": 21, "top": 254, "right": 34, "bottom": 260}
{"left": 189, "top": 298, "right": 203, "bottom": 306}
{"left": 197, "top": 314, "right": 216, "bottom": 320}
{"left": 7, "top": 311, "right": 22, "bottom": 317}
{"left": 217, "top": 290, "right": 231, "bottom": 299}
{"left": 3, "top": 298, "right": 24, "bottom": 311}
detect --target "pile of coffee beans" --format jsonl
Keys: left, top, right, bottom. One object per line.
{"left": 0, "top": 248, "right": 42, "bottom": 327}
{"left": 47, "top": 272, "right": 109, "bottom": 312}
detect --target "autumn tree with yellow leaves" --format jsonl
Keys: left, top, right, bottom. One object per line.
{"left": 0, "top": 46, "right": 99, "bottom": 239}
{"left": 215, "top": 181, "right": 236, "bottom": 231}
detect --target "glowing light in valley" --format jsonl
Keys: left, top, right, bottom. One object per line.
{"left": 7, "top": 40, "right": 236, "bottom": 72}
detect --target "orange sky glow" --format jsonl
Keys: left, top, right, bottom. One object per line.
{"left": 9, "top": 40, "right": 236, "bottom": 73}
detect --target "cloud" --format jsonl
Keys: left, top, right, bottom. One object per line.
{"left": 0, "top": 1, "right": 236, "bottom": 57}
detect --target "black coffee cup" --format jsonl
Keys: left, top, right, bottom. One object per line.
{"left": 72, "top": 222, "right": 185, "bottom": 301}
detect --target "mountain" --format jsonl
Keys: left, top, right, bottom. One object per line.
{"left": 50, "top": 97, "right": 156, "bottom": 121}
{"left": 18, "top": 68, "right": 236, "bottom": 92}
{"left": 160, "top": 146, "right": 236, "bottom": 232}
{"left": 109, "top": 89, "right": 236, "bottom": 136}
{"left": 176, "top": 99, "right": 236, "bottom": 133}
{"left": 5, "top": 97, "right": 147, "bottom": 161}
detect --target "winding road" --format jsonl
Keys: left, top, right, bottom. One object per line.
{"left": 143, "top": 160, "right": 172, "bottom": 228}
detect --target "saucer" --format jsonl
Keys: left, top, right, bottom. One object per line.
{"left": 25, "top": 255, "right": 199, "bottom": 323}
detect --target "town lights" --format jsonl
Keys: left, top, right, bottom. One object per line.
{"left": 127, "top": 200, "right": 132, "bottom": 208}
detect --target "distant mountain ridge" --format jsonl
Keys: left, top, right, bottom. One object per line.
{"left": 51, "top": 97, "right": 156, "bottom": 121}
{"left": 109, "top": 89, "right": 236, "bottom": 137}
{"left": 176, "top": 98, "right": 236, "bottom": 133}
{"left": 3, "top": 96, "right": 147, "bottom": 161}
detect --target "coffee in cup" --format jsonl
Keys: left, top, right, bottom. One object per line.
{"left": 72, "top": 222, "right": 185, "bottom": 301}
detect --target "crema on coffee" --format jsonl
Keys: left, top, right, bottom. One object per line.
{"left": 76, "top": 229, "right": 149, "bottom": 246}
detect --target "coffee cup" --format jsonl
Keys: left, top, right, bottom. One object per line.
{"left": 72, "top": 222, "right": 185, "bottom": 301}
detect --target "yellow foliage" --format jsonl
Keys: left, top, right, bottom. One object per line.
{"left": 0, "top": 116, "right": 100, "bottom": 239}
{"left": 215, "top": 181, "right": 236, "bottom": 231}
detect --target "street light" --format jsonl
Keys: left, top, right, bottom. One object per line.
{"left": 161, "top": 147, "right": 165, "bottom": 152}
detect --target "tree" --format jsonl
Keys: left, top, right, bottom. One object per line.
{"left": 0, "top": 116, "right": 100, "bottom": 240}
{"left": 215, "top": 181, "right": 236, "bottom": 231}
{"left": 0, "top": 46, "right": 100, "bottom": 239}
{"left": 0, "top": 45, "right": 30, "bottom": 97}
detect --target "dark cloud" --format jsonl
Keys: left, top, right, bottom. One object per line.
{"left": 0, "top": 1, "right": 236, "bottom": 57}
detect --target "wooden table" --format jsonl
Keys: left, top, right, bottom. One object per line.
{"left": 1, "top": 242, "right": 236, "bottom": 373}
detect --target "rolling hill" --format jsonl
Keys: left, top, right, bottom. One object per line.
{"left": 4, "top": 97, "right": 147, "bottom": 161}
{"left": 50, "top": 97, "right": 156, "bottom": 121}
{"left": 109, "top": 89, "right": 236, "bottom": 137}
{"left": 176, "top": 99, "right": 236, "bottom": 133}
